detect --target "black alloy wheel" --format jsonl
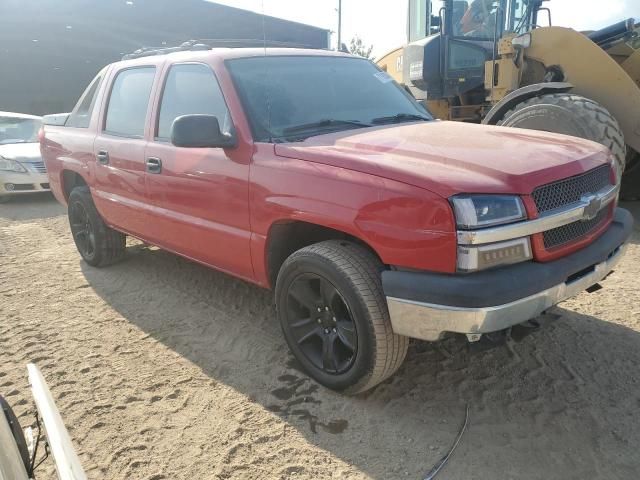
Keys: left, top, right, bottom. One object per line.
{"left": 285, "top": 272, "right": 357, "bottom": 374}
{"left": 69, "top": 200, "right": 96, "bottom": 260}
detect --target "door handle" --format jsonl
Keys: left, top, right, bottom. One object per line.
{"left": 96, "top": 150, "right": 109, "bottom": 165}
{"left": 146, "top": 157, "right": 162, "bottom": 174}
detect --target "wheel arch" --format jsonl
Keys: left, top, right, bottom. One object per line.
{"left": 264, "top": 220, "right": 383, "bottom": 289}
{"left": 60, "top": 169, "right": 89, "bottom": 202}
{"left": 482, "top": 81, "right": 574, "bottom": 125}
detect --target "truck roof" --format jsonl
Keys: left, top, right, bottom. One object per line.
{"left": 116, "top": 47, "right": 355, "bottom": 68}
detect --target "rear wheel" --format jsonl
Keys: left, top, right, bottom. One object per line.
{"left": 275, "top": 240, "right": 408, "bottom": 394}
{"left": 498, "top": 93, "right": 626, "bottom": 179}
{"left": 68, "top": 186, "right": 126, "bottom": 267}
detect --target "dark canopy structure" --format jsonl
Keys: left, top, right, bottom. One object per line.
{"left": 0, "top": 0, "right": 330, "bottom": 115}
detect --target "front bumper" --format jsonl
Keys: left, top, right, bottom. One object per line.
{"left": 383, "top": 208, "right": 633, "bottom": 341}
{"left": 0, "top": 171, "right": 50, "bottom": 195}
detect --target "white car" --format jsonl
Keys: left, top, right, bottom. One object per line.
{"left": 0, "top": 112, "right": 49, "bottom": 202}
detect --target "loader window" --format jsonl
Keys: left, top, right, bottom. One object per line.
{"left": 409, "top": 0, "right": 428, "bottom": 42}
{"left": 507, "top": 0, "right": 531, "bottom": 33}
{"left": 459, "top": 0, "right": 500, "bottom": 38}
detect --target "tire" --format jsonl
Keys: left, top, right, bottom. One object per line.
{"left": 0, "top": 395, "right": 31, "bottom": 475}
{"left": 67, "top": 186, "right": 126, "bottom": 267}
{"left": 497, "top": 93, "right": 626, "bottom": 180}
{"left": 621, "top": 150, "right": 640, "bottom": 200}
{"left": 275, "top": 240, "right": 409, "bottom": 394}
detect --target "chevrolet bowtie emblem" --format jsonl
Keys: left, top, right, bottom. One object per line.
{"left": 581, "top": 194, "right": 602, "bottom": 221}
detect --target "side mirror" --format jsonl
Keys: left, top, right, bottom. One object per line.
{"left": 170, "top": 114, "right": 237, "bottom": 148}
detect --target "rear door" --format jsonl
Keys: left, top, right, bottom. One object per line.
{"left": 92, "top": 65, "right": 158, "bottom": 238}
{"left": 144, "top": 62, "right": 252, "bottom": 279}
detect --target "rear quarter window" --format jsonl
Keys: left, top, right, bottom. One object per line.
{"left": 66, "top": 69, "right": 105, "bottom": 128}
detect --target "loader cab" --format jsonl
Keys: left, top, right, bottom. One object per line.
{"left": 404, "top": 0, "right": 543, "bottom": 117}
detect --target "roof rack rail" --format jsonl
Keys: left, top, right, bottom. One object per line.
{"left": 122, "top": 38, "right": 323, "bottom": 60}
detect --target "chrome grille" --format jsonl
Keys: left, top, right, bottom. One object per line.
{"left": 542, "top": 207, "right": 608, "bottom": 249}
{"left": 28, "top": 161, "right": 47, "bottom": 173}
{"left": 532, "top": 165, "right": 611, "bottom": 214}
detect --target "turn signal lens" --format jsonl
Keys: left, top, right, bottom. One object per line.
{"left": 457, "top": 237, "right": 532, "bottom": 272}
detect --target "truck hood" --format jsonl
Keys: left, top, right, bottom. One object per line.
{"left": 0, "top": 142, "right": 42, "bottom": 163}
{"left": 274, "top": 121, "right": 611, "bottom": 198}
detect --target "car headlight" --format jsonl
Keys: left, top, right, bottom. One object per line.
{"left": 0, "top": 156, "right": 27, "bottom": 173}
{"left": 451, "top": 194, "right": 530, "bottom": 272}
{"left": 451, "top": 195, "right": 526, "bottom": 229}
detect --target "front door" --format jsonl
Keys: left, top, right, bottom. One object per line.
{"left": 93, "top": 66, "right": 158, "bottom": 238}
{"left": 144, "top": 63, "right": 253, "bottom": 279}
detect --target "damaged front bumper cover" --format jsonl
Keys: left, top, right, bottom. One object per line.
{"left": 383, "top": 208, "right": 633, "bottom": 342}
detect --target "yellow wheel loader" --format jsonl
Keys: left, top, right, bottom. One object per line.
{"left": 377, "top": 0, "right": 640, "bottom": 197}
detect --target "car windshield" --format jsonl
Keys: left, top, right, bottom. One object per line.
{"left": 0, "top": 116, "right": 41, "bottom": 144}
{"left": 226, "top": 55, "right": 431, "bottom": 142}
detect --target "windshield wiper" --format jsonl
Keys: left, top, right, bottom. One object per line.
{"left": 371, "top": 113, "right": 431, "bottom": 124}
{"left": 281, "top": 119, "right": 372, "bottom": 135}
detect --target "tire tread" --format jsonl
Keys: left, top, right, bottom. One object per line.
{"left": 278, "top": 240, "right": 408, "bottom": 394}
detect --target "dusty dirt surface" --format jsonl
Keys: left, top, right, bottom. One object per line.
{"left": 1, "top": 193, "right": 639, "bottom": 480}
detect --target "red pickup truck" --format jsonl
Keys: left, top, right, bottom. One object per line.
{"left": 41, "top": 47, "right": 632, "bottom": 394}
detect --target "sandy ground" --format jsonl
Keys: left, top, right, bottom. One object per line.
{"left": 1, "top": 193, "right": 639, "bottom": 480}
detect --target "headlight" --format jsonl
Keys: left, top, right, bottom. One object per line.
{"left": 512, "top": 33, "right": 531, "bottom": 48}
{"left": 457, "top": 237, "right": 532, "bottom": 272}
{"left": 451, "top": 195, "right": 526, "bottom": 229}
{"left": 0, "top": 156, "right": 27, "bottom": 173}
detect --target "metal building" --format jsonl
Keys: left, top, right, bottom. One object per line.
{"left": 0, "top": 0, "right": 330, "bottom": 115}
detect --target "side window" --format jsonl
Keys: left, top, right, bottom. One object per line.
{"left": 156, "top": 63, "right": 230, "bottom": 140}
{"left": 66, "top": 71, "right": 104, "bottom": 128}
{"left": 104, "top": 67, "right": 156, "bottom": 137}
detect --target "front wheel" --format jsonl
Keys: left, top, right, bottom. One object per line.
{"left": 68, "top": 186, "right": 126, "bottom": 267}
{"left": 275, "top": 240, "right": 408, "bottom": 394}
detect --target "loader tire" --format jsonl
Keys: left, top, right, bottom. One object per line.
{"left": 498, "top": 94, "right": 626, "bottom": 181}
{"left": 621, "top": 150, "right": 640, "bottom": 200}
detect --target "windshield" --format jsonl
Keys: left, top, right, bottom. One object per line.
{"left": 227, "top": 56, "right": 431, "bottom": 142}
{"left": 0, "top": 116, "right": 41, "bottom": 144}
{"left": 440, "top": 0, "right": 535, "bottom": 39}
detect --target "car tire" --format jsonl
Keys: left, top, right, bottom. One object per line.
{"left": 67, "top": 186, "right": 126, "bottom": 267}
{"left": 275, "top": 240, "right": 409, "bottom": 394}
{"left": 0, "top": 395, "right": 31, "bottom": 475}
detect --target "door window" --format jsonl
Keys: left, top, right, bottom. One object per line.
{"left": 104, "top": 67, "right": 156, "bottom": 137}
{"left": 156, "top": 63, "right": 231, "bottom": 141}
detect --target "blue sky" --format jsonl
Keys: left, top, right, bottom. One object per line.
{"left": 209, "top": 0, "right": 638, "bottom": 58}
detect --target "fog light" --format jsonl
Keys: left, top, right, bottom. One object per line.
{"left": 458, "top": 237, "right": 532, "bottom": 272}
{"left": 4, "top": 183, "right": 15, "bottom": 191}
